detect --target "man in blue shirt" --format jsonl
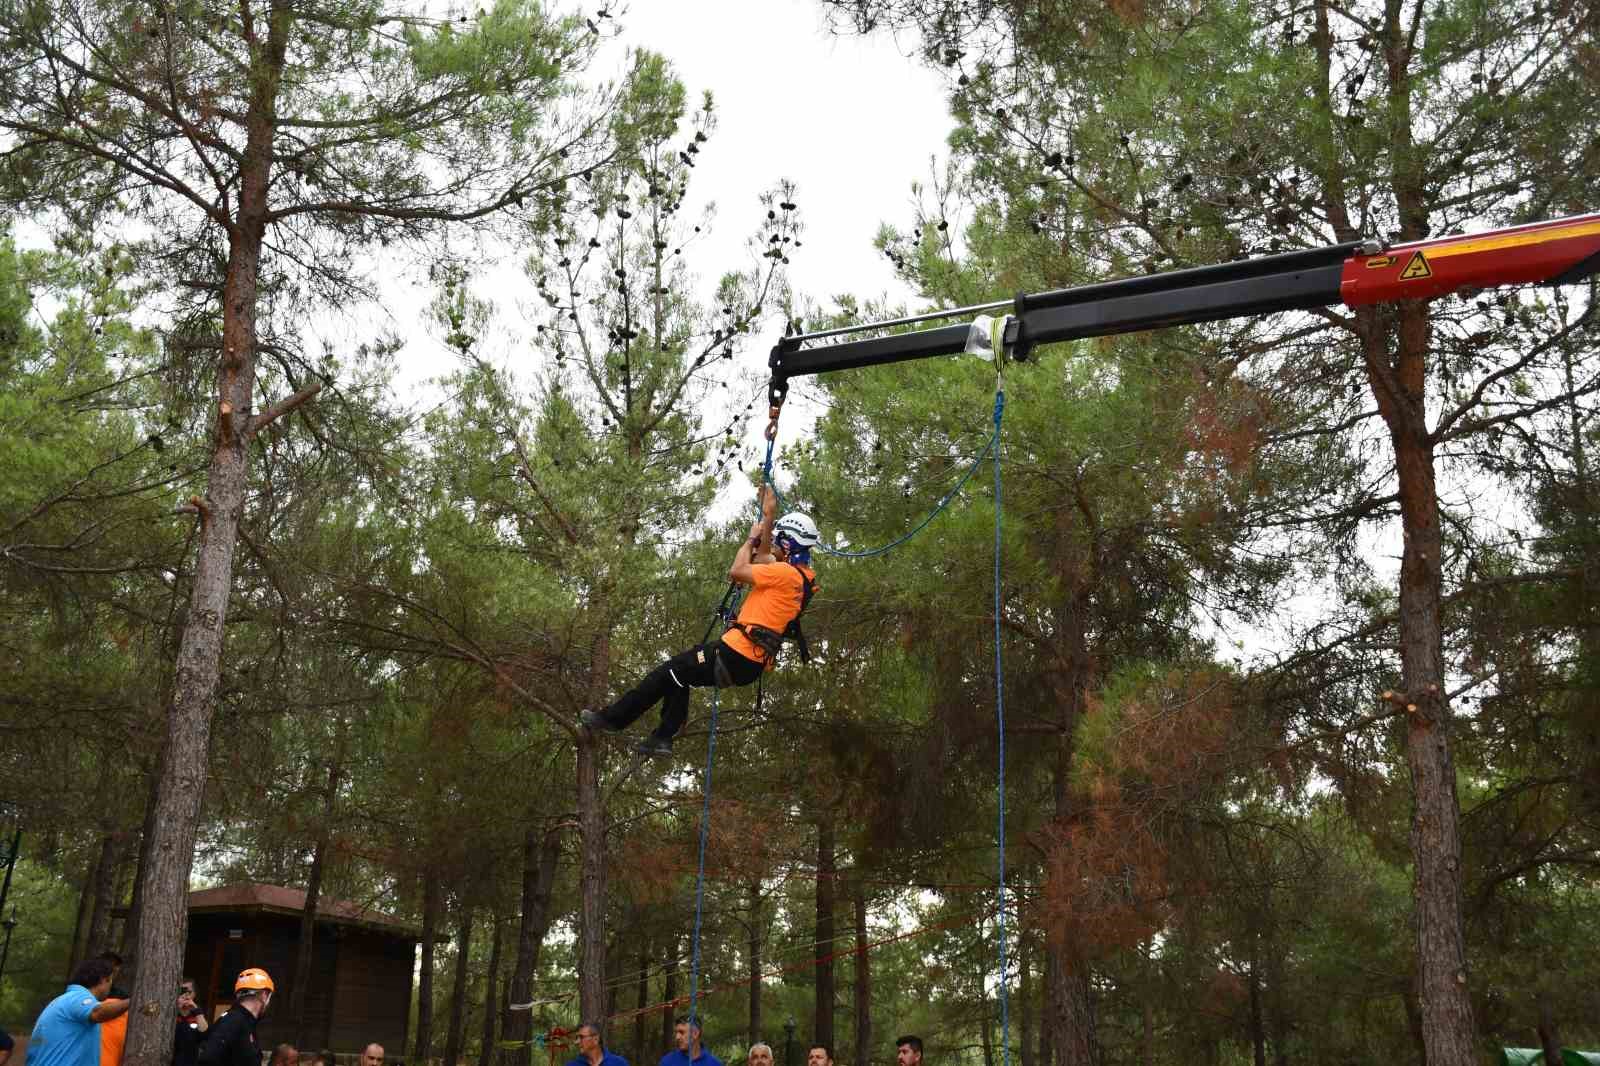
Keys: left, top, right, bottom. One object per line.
{"left": 28, "top": 958, "right": 130, "bottom": 1066}
{"left": 564, "top": 1022, "right": 627, "bottom": 1066}
{"left": 658, "top": 1017, "right": 720, "bottom": 1066}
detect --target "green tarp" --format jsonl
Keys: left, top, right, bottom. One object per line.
{"left": 1500, "top": 1050, "right": 1600, "bottom": 1066}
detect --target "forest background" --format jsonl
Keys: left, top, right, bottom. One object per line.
{"left": 1, "top": 0, "right": 1597, "bottom": 1065}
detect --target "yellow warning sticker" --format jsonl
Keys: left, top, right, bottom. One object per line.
{"left": 1399, "top": 250, "right": 1432, "bottom": 280}
{"left": 1365, "top": 255, "right": 1395, "bottom": 268}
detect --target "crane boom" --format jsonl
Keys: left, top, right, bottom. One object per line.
{"left": 767, "top": 212, "right": 1600, "bottom": 395}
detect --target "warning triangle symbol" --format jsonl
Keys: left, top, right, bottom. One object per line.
{"left": 1399, "top": 250, "right": 1432, "bottom": 280}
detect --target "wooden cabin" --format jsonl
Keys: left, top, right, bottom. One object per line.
{"left": 180, "top": 883, "right": 417, "bottom": 1055}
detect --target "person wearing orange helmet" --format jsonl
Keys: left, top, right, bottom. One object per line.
{"left": 197, "top": 969, "right": 273, "bottom": 1066}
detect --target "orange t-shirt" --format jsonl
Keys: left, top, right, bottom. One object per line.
{"left": 100, "top": 1012, "right": 127, "bottom": 1066}
{"left": 723, "top": 561, "right": 815, "bottom": 667}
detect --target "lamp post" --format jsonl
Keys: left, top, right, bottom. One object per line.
{"left": 783, "top": 1017, "right": 796, "bottom": 1066}
{"left": 0, "top": 908, "right": 18, "bottom": 994}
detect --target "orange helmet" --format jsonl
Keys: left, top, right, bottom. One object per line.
{"left": 235, "top": 968, "right": 275, "bottom": 995}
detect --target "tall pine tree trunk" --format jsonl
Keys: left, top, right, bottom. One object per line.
{"left": 415, "top": 870, "right": 442, "bottom": 1064}
{"left": 478, "top": 915, "right": 503, "bottom": 1066}
{"left": 661, "top": 943, "right": 678, "bottom": 1052}
{"left": 444, "top": 909, "right": 473, "bottom": 1066}
{"left": 1360, "top": 293, "right": 1475, "bottom": 1064}
{"left": 852, "top": 886, "right": 870, "bottom": 1066}
{"left": 291, "top": 755, "right": 342, "bottom": 1043}
{"left": 501, "top": 829, "right": 560, "bottom": 1066}
{"left": 748, "top": 884, "right": 763, "bottom": 1045}
{"left": 1247, "top": 965, "right": 1266, "bottom": 1066}
{"left": 67, "top": 848, "right": 96, "bottom": 977}
{"left": 1017, "top": 939, "right": 1033, "bottom": 1066}
{"left": 1537, "top": 993, "right": 1564, "bottom": 1066}
{"left": 576, "top": 730, "right": 606, "bottom": 1020}
{"left": 123, "top": 14, "right": 306, "bottom": 1066}
{"left": 814, "top": 819, "right": 835, "bottom": 1053}
{"left": 121, "top": 753, "right": 166, "bottom": 975}
{"left": 1045, "top": 612, "right": 1098, "bottom": 1066}
{"left": 633, "top": 940, "right": 650, "bottom": 1066}
{"left": 85, "top": 833, "right": 120, "bottom": 957}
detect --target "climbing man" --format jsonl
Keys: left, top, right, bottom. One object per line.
{"left": 583, "top": 487, "right": 818, "bottom": 756}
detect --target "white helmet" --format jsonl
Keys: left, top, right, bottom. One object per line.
{"left": 773, "top": 511, "right": 820, "bottom": 547}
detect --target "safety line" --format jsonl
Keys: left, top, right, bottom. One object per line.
{"left": 685, "top": 683, "right": 720, "bottom": 1034}
{"left": 992, "top": 387, "right": 1010, "bottom": 1066}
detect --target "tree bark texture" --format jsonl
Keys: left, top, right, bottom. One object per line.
{"left": 415, "top": 869, "right": 442, "bottom": 1062}
{"left": 1360, "top": 295, "right": 1477, "bottom": 1064}
{"left": 1537, "top": 992, "right": 1564, "bottom": 1066}
{"left": 1017, "top": 939, "right": 1033, "bottom": 1066}
{"left": 633, "top": 940, "right": 650, "bottom": 1066}
{"left": 123, "top": 10, "right": 291, "bottom": 1064}
{"left": 748, "top": 884, "right": 763, "bottom": 1045}
{"left": 121, "top": 754, "right": 166, "bottom": 973}
{"left": 981, "top": 999, "right": 996, "bottom": 1066}
{"left": 501, "top": 828, "right": 560, "bottom": 1066}
{"left": 291, "top": 756, "right": 341, "bottom": 1044}
{"left": 1247, "top": 967, "right": 1266, "bottom": 1066}
{"left": 444, "top": 909, "right": 474, "bottom": 1066}
{"left": 478, "top": 915, "right": 503, "bottom": 1066}
{"left": 577, "top": 731, "right": 607, "bottom": 1020}
{"left": 1045, "top": 633, "right": 1098, "bottom": 1066}
{"left": 85, "top": 832, "right": 121, "bottom": 959}
{"left": 853, "top": 886, "right": 870, "bottom": 1066}
{"left": 814, "top": 819, "right": 835, "bottom": 1053}
{"left": 1037, "top": 959, "right": 1053, "bottom": 1066}
{"left": 1046, "top": 939, "right": 1096, "bottom": 1066}
{"left": 67, "top": 848, "right": 95, "bottom": 978}
{"left": 661, "top": 944, "right": 678, "bottom": 1052}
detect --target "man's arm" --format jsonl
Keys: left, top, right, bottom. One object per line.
{"left": 89, "top": 999, "right": 130, "bottom": 1024}
{"left": 729, "top": 489, "right": 775, "bottom": 585}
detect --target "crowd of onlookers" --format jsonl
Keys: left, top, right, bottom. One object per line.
{"left": 0, "top": 956, "right": 392, "bottom": 1066}
{"left": 562, "top": 1015, "right": 926, "bottom": 1066}
{"left": 1, "top": 958, "right": 927, "bottom": 1066}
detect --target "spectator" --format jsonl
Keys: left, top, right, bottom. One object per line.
{"left": 27, "top": 957, "right": 130, "bottom": 1066}
{"left": 306, "top": 1050, "right": 331, "bottom": 1066}
{"left": 806, "top": 1047, "right": 832, "bottom": 1066}
{"left": 894, "top": 1037, "right": 923, "bottom": 1066}
{"left": 566, "top": 1022, "right": 626, "bottom": 1066}
{"left": 269, "top": 1045, "right": 298, "bottom": 1066}
{"left": 746, "top": 1046, "right": 773, "bottom": 1066}
{"left": 174, "top": 979, "right": 208, "bottom": 1066}
{"left": 659, "top": 1018, "right": 719, "bottom": 1066}
{"left": 359, "top": 1043, "right": 384, "bottom": 1066}
{"left": 1, "top": 1024, "right": 14, "bottom": 1066}
{"left": 99, "top": 953, "right": 130, "bottom": 1066}
{"left": 197, "top": 969, "right": 274, "bottom": 1066}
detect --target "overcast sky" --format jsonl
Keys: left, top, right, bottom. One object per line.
{"left": 371, "top": 0, "right": 955, "bottom": 393}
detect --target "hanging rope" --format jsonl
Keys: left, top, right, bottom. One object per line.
{"left": 757, "top": 383, "right": 1000, "bottom": 558}
{"left": 685, "top": 683, "right": 721, "bottom": 1035}
{"left": 992, "top": 386, "right": 1011, "bottom": 1066}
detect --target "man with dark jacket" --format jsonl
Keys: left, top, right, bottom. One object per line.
{"left": 197, "top": 969, "right": 273, "bottom": 1066}
{"left": 173, "top": 978, "right": 208, "bottom": 1066}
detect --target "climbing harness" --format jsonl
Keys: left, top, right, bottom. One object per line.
{"left": 724, "top": 560, "right": 815, "bottom": 664}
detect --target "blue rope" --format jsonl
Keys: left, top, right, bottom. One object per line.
{"left": 686, "top": 683, "right": 720, "bottom": 1037}
{"left": 758, "top": 414, "right": 1000, "bottom": 559}
{"left": 991, "top": 388, "right": 1010, "bottom": 1066}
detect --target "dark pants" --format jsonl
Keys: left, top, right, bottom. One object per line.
{"left": 598, "top": 641, "right": 764, "bottom": 740}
